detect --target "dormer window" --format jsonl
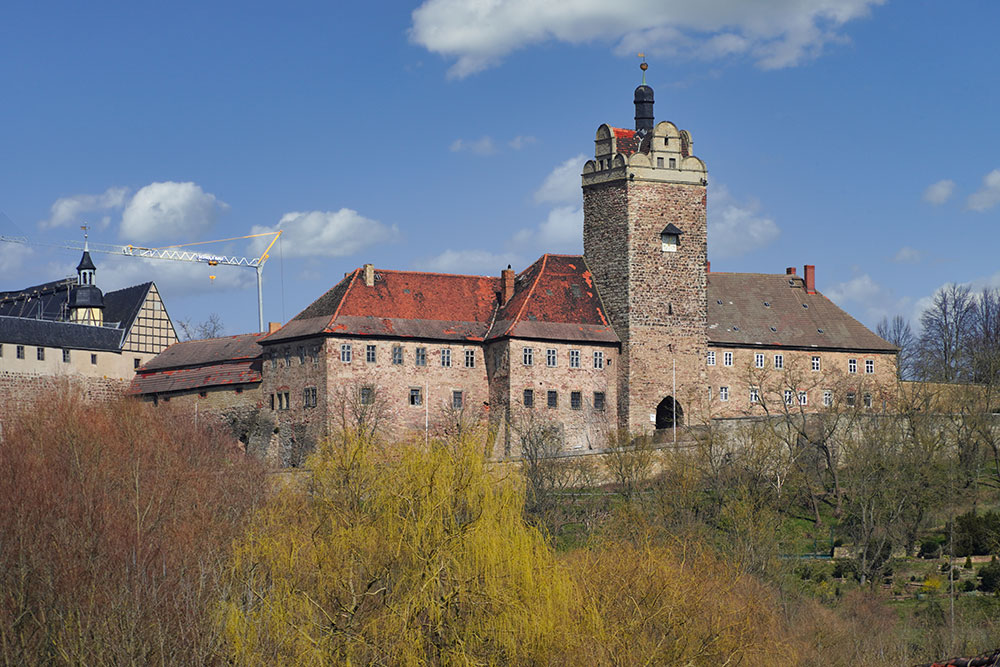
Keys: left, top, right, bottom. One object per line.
{"left": 660, "top": 223, "right": 682, "bottom": 252}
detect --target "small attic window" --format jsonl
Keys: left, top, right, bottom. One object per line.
{"left": 716, "top": 299, "right": 723, "bottom": 305}
{"left": 763, "top": 301, "right": 770, "bottom": 307}
{"left": 817, "top": 328, "right": 824, "bottom": 333}
{"left": 802, "top": 303, "right": 809, "bottom": 309}
{"left": 733, "top": 326, "right": 740, "bottom": 331}
{"left": 661, "top": 223, "right": 682, "bottom": 253}
{"left": 770, "top": 326, "right": 777, "bottom": 332}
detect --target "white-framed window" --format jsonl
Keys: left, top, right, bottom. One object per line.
{"left": 754, "top": 353, "right": 764, "bottom": 369}
{"left": 523, "top": 347, "right": 534, "bottom": 366}
{"left": 865, "top": 359, "right": 874, "bottom": 374}
{"left": 311, "top": 347, "right": 319, "bottom": 364}
{"left": 811, "top": 356, "right": 821, "bottom": 371}
{"left": 546, "top": 348, "right": 557, "bottom": 367}
{"left": 784, "top": 389, "right": 793, "bottom": 405}
{"left": 848, "top": 358, "right": 857, "bottom": 374}
{"left": 409, "top": 388, "right": 422, "bottom": 406}
{"left": 465, "top": 349, "right": 475, "bottom": 368}
{"left": 37, "top": 347, "right": 44, "bottom": 361}
{"left": 723, "top": 351, "right": 733, "bottom": 367}
{"left": 392, "top": 346, "right": 403, "bottom": 365}
{"left": 569, "top": 349, "right": 580, "bottom": 368}
{"left": 799, "top": 391, "right": 808, "bottom": 406}
{"left": 415, "top": 347, "right": 427, "bottom": 366}
{"left": 823, "top": 390, "right": 833, "bottom": 407}
{"left": 774, "top": 354, "right": 783, "bottom": 369}
{"left": 298, "top": 346, "right": 306, "bottom": 364}
{"left": 846, "top": 391, "right": 856, "bottom": 407}
{"left": 707, "top": 351, "right": 716, "bottom": 366}
{"left": 366, "top": 344, "right": 376, "bottom": 363}
{"left": 441, "top": 349, "right": 452, "bottom": 367}
{"left": 340, "top": 344, "right": 352, "bottom": 363}
{"left": 16, "top": 345, "right": 24, "bottom": 359}
{"left": 594, "top": 351, "right": 605, "bottom": 369}
{"left": 719, "top": 386, "right": 729, "bottom": 402}
{"left": 63, "top": 349, "right": 71, "bottom": 363}
{"left": 90, "top": 353, "right": 97, "bottom": 365}
{"left": 749, "top": 387, "right": 760, "bottom": 404}
{"left": 863, "top": 393, "right": 873, "bottom": 408}
{"left": 303, "top": 387, "right": 318, "bottom": 408}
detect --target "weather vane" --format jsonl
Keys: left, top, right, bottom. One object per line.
{"left": 638, "top": 53, "right": 648, "bottom": 85}
{"left": 80, "top": 223, "right": 89, "bottom": 248}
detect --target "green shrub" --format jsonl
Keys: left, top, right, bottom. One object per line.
{"left": 953, "top": 511, "right": 1000, "bottom": 557}
{"left": 965, "top": 556, "right": 974, "bottom": 570}
{"left": 978, "top": 557, "right": 1000, "bottom": 593}
{"left": 919, "top": 538, "right": 942, "bottom": 559}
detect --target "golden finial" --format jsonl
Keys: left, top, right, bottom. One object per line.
{"left": 638, "top": 53, "right": 648, "bottom": 84}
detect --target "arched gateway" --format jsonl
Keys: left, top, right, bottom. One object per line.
{"left": 655, "top": 396, "right": 683, "bottom": 430}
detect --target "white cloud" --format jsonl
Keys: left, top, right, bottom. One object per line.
{"left": 416, "top": 248, "right": 524, "bottom": 275}
{"left": 120, "top": 182, "right": 229, "bottom": 243}
{"left": 825, "top": 273, "right": 904, "bottom": 324}
{"left": 410, "top": 0, "right": 884, "bottom": 78}
{"left": 967, "top": 169, "right": 1000, "bottom": 212}
{"left": 449, "top": 136, "right": 496, "bottom": 155}
{"left": 512, "top": 205, "right": 582, "bottom": 253}
{"left": 508, "top": 135, "right": 536, "bottom": 150}
{"left": 707, "top": 184, "right": 780, "bottom": 259}
{"left": 39, "top": 186, "right": 129, "bottom": 229}
{"left": 922, "top": 179, "right": 955, "bottom": 205}
{"left": 250, "top": 209, "right": 399, "bottom": 259}
{"left": 0, "top": 243, "right": 33, "bottom": 277}
{"left": 534, "top": 154, "right": 586, "bottom": 204}
{"left": 892, "top": 246, "right": 922, "bottom": 264}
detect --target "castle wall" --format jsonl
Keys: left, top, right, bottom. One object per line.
{"left": 0, "top": 343, "right": 155, "bottom": 381}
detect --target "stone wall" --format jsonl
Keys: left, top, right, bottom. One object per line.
{"left": 0, "top": 371, "right": 126, "bottom": 418}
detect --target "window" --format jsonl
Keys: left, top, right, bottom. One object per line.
{"left": 669, "top": 157, "right": 677, "bottom": 168}
{"left": 749, "top": 387, "right": 760, "bottom": 404}
{"left": 298, "top": 346, "right": 306, "bottom": 364}
{"left": 799, "top": 391, "right": 808, "bottom": 406}
{"left": 719, "top": 386, "right": 729, "bottom": 402}
{"left": 415, "top": 347, "right": 427, "bottom": 366}
{"left": 811, "top": 356, "right": 821, "bottom": 372}
{"left": 546, "top": 348, "right": 557, "bottom": 367}
{"left": 707, "top": 351, "right": 716, "bottom": 366}
{"left": 708, "top": 386, "right": 713, "bottom": 401}
{"left": 283, "top": 392, "right": 290, "bottom": 410}
{"left": 523, "top": 389, "right": 534, "bottom": 408}
{"left": 594, "top": 391, "right": 606, "bottom": 411}
{"left": 366, "top": 344, "right": 377, "bottom": 363}
{"left": 594, "top": 351, "right": 605, "bottom": 369}
{"left": 392, "top": 346, "right": 403, "bottom": 365}
{"left": 0, "top": 344, "right": 3, "bottom": 357}
{"left": 784, "top": 389, "right": 793, "bottom": 405}
{"left": 865, "top": 359, "right": 874, "bottom": 374}
{"left": 848, "top": 358, "right": 857, "bottom": 374}
{"left": 441, "top": 349, "right": 452, "bottom": 367}
{"left": 409, "top": 388, "right": 422, "bottom": 406}
{"left": 754, "top": 353, "right": 764, "bottom": 369}
{"left": 311, "top": 348, "right": 319, "bottom": 364}
{"left": 270, "top": 394, "right": 275, "bottom": 410}
{"left": 271, "top": 355, "right": 277, "bottom": 369}
{"left": 547, "top": 390, "right": 558, "bottom": 408}
{"left": 846, "top": 391, "right": 856, "bottom": 407}
{"left": 90, "top": 353, "right": 97, "bottom": 365}
{"left": 863, "top": 393, "right": 873, "bottom": 408}
{"left": 303, "top": 387, "right": 318, "bottom": 408}
{"left": 723, "top": 351, "right": 733, "bottom": 367}
{"left": 36, "top": 347, "right": 44, "bottom": 361}
{"left": 571, "top": 391, "right": 582, "bottom": 410}
{"left": 133, "top": 358, "right": 140, "bottom": 369}
{"left": 198, "top": 390, "right": 207, "bottom": 398}
{"left": 360, "top": 386, "right": 374, "bottom": 405}
{"left": 16, "top": 345, "right": 24, "bottom": 359}
{"left": 465, "top": 350, "right": 475, "bottom": 368}
{"left": 275, "top": 392, "right": 289, "bottom": 410}
{"left": 340, "top": 344, "right": 352, "bottom": 363}
{"left": 657, "top": 156, "right": 664, "bottom": 167}
{"left": 774, "top": 354, "right": 783, "bottom": 369}
{"left": 284, "top": 349, "right": 291, "bottom": 367}
{"left": 823, "top": 390, "right": 833, "bottom": 407}
{"left": 523, "top": 347, "right": 534, "bottom": 366}
{"left": 63, "top": 349, "right": 71, "bottom": 363}
{"left": 569, "top": 349, "right": 580, "bottom": 368}
{"left": 452, "top": 390, "right": 463, "bottom": 409}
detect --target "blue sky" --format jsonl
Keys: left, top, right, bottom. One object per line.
{"left": 1, "top": 0, "right": 997, "bottom": 335}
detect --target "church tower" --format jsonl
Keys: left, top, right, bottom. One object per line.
{"left": 582, "top": 66, "right": 708, "bottom": 433}
{"left": 69, "top": 243, "right": 105, "bottom": 326}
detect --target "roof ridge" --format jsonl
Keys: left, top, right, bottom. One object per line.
{"left": 363, "top": 267, "right": 501, "bottom": 280}
{"left": 328, "top": 268, "right": 360, "bottom": 330}
{"left": 504, "top": 255, "right": 547, "bottom": 337}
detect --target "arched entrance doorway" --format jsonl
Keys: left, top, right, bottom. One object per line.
{"left": 655, "top": 396, "right": 683, "bottom": 430}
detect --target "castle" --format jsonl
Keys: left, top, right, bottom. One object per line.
{"left": 131, "top": 78, "right": 898, "bottom": 463}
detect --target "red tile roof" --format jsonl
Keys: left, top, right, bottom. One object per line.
{"left": 610, "top": 126, "right": 641, "bottom": 156}
{"left": 129, "top": 332, "right": 265, "bottom": 396}
{"left": 708, "top": 273, "right": 897, "bottom": 352}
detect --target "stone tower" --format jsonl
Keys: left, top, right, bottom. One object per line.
{"left": 582, "top": 79, "right": 708, "bottom": 433}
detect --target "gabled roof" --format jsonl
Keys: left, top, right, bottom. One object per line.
{"left": 104, "top": 282, "right": 152, "bottom": 331}
{"left": 262, "top": 269, "right": 502, "bottom": 344}
{"left": 0, "top": 278, "right": 75, "bottom": 320}
{"left": 141, "top": 332, "right": 265, "bottom": 371}
{"left": 707, "top": 273, "right": 896, "bottom": 352}
{"left": 0, "top": 316, "right": 123, "bottom": 351}
{"left": 487, "top": 255, "right": 617, "bottom": 343}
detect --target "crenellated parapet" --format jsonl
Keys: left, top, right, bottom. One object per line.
{"left": 583, "top": 121, "right": 707, "bottom": 187}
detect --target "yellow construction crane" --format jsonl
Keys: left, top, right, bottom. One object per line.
{"left": 0, "top": 230, "right": 282, "bottom": 333}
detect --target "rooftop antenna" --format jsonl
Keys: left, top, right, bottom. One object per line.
{"left": 638, "top": 53, "right": 648, "bottom": 85}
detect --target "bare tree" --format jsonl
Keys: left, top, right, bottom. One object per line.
{"left": 176, "top": 313, "right": 225, "bottom": 340}
{"left": 877, "top": 314, "right": 916, "bottom": 379}
{"left": 916, "top": 284, "right": 976, "bottom": 382}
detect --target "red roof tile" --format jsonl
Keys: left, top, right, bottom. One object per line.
{"left": 610, "top": 126, "right": 642, "bottom": 156}
{"left": 129, "top": 360, "right": 261, "bottom": 395}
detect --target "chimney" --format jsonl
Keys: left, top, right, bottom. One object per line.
{"left": 785, "top": 267, "right": 797, "bottom": 275}
{"left": 268, "top": 321, "right": 281, "bottom": 334}
{"left": 501, "top": 265, "right": 515, "bottom": 304}
{"left": 804, "top": 265, "right": 816, "bottom": 294}
{"left": 363, "top": 263, "right": 375, "bottom": 287}
{"left": 706, "top": 261, "right": 711, "bottom": 273}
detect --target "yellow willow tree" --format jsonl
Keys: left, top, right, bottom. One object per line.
{"left": 218, "top": 429, "right": 581, "bottom": 665}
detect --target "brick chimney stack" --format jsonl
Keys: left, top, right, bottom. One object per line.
{"left": 786, "top": 267, "right": 796, "bottom": 275}
{"left": 268, "top": 321, "right": 281, "bottom": 334}
{"left": 501, "top": 265, "right": 515, "bottom": 304}
{"left": 363, "top": 263, "right": 375, "bottom": 287}
{"left": 706, "top": 261, "right": 711, "bottom": 273}
{"left": 804, "top": 265, "right": 816, "bottom": 294}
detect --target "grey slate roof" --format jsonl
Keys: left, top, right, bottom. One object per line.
{"left": 0, "top": 316, "right": 123, "bottom": 351}
{"left": 141, "top": 333, "right": 265, "bottom": 371}
{"left": 707, "top": 272, "right": 896, "bottom": 352}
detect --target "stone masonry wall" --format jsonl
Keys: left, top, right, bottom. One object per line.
{"left": 0, "top": 371, "right": 126, "bottom": 419}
